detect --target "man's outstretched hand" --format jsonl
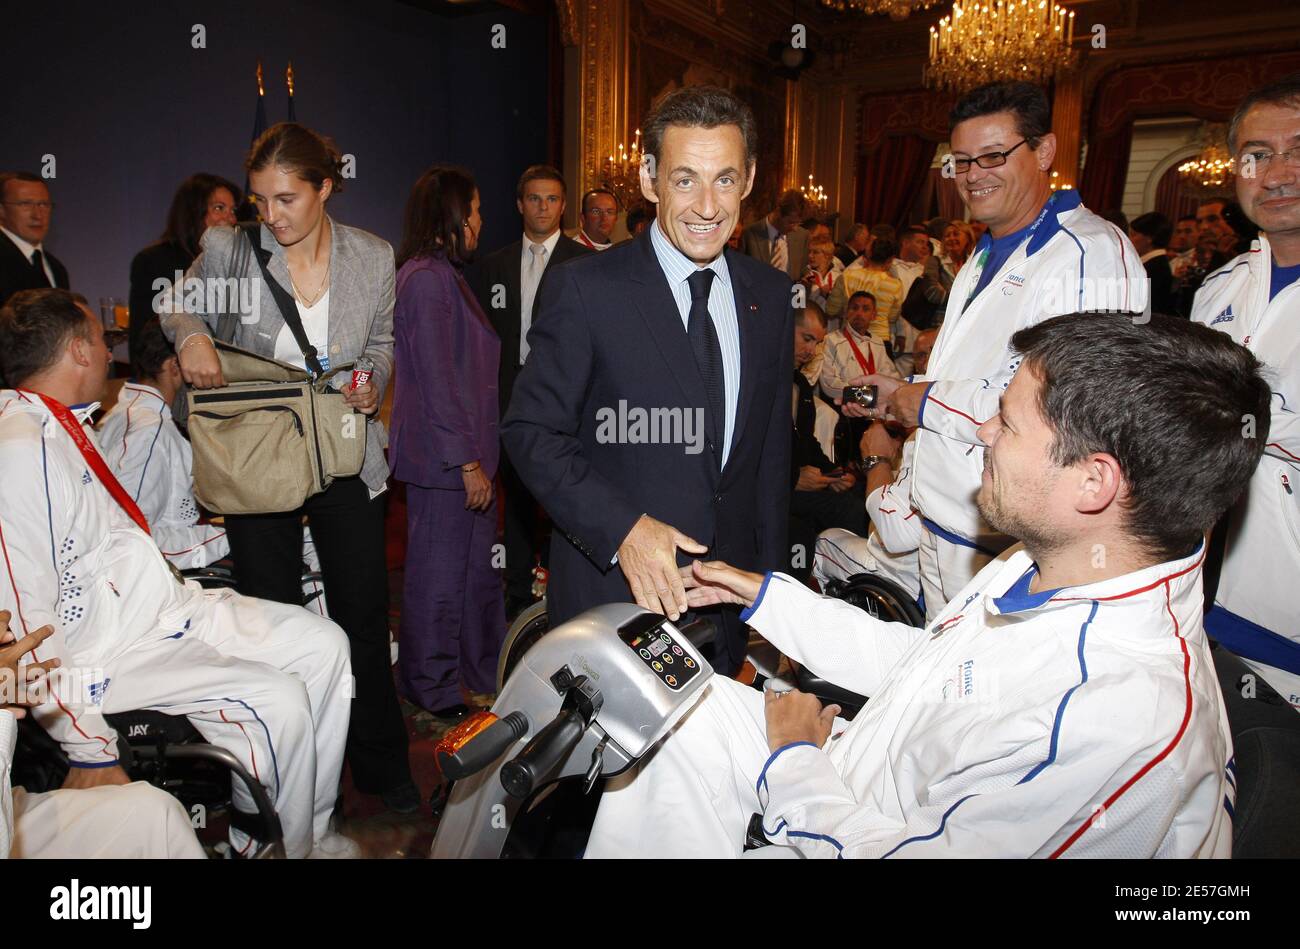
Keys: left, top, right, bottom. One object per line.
{"left": 617, "top": 515, "right": 708, "bottom": 621}
{"left": 678, "top": 559, "right": 765, "bottom": 610}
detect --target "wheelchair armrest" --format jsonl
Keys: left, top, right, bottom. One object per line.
{"left": 793, "top": 665, "right": 867, "bottom": 720}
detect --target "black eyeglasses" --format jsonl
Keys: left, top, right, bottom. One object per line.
{"left": 951, "top": 139, "right": 1030, "bottom": 174}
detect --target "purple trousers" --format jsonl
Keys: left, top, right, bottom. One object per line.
{"left": 398, "top": 484, "right": 507, "bottom": 711}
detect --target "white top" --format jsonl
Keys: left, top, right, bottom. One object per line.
{"left": 1192, "top": 234, "right": 1300, "bottom": 709}
{"left": 518, "top": 230, "right": 563, "bottom": 364}
{"left": 1, "top": 225, "right": 55, "bottom": 286}
{"left": 0, "top": 392, "right": 206, "bottom": 765}
{"left": 274, "top": 288, "right": 330, "bottom": 371}
{"left": 97, "top": 382, "right": 229, "bottom": 570}
{"left": 743, "top": 542, "right": 1233, "bottom": 858}
{"left": 912, "top": 193, "right": 1146, "bottom": 548}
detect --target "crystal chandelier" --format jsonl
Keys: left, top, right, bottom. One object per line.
{"left": 819, "top": 0, "right": 942, "bottom": 20}
{"left": 1178, "top": 124, "right": 1235, "bottom": 196}
{"left": 925, "top": 0, "right": 1078, "bottom": 94}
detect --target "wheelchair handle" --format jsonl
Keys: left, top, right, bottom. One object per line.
{"left": 500, "top": 707, "right": 588, "bottom": 799}
{"left": 438, "top": 711, "right": 530, "bottom": 781}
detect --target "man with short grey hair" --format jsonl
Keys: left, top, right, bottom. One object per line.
{"left": 1193, "top": 71, "right": 1300, "bottom": 711}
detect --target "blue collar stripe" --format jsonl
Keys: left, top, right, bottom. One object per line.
{"left": 921, "top": 517, "right": 998, "bottom": 557}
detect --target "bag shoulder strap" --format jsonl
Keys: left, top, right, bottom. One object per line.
{"left": 243, "top": 226, "right": 326, "bottom": 378}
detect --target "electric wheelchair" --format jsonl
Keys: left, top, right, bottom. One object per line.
{"left": 439, "top": 569, "right": 1300, "bottom": 858}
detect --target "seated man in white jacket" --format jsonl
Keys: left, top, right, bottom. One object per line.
{"left": 2, "top": 612, "right": 203, "bottom": 858}
{"left": 815, "top": 331, "right": 938, "bottom": 600}
{"left": 0, "top": 290, "right": 352, "bottom": 859}
{"left": 586, "top": 313, "right": 1269, "bottom": 858}
{"left": 97, "top": 318, "right": 229, "bottom": 569}
{"left": 813, "top": 425, "right": 921, "bottom": 600}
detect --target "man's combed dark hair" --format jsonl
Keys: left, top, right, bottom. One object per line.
{"left": 516, "top": 164, "right": 566, "bottom": 201}
{"left": 130, "top": 317, "right": 177, "bottom": 381}
{"left": 642, "top": 85, "right": 758, "bottom": 171}
{"left": 0, "top": 288, "right": 91, "bottom": 386}
{"left": 1010, "top": 313, "right": 1272, "bottom": 561}
{"left": 397, "top": 164, "right": 478, "bottom": 268}
{"left": 949, "top": 81, "right": 1052, "bottom": 147}
{"left": 1227, "top": 72, "right": 1300, "bottom": 152}
{"left": 1130, "top": 211, "right": 1172, "bottom": 248}
{"left": 0, "top": 171, "right": 46, "bottom": 202}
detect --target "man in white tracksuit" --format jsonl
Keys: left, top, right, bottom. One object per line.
{"left": 813, "top": 430, "right": 921, "bottom": 599}
{"left": 1, "top": 617, "right": 204, "bottom": 858}
{"left": 586, "top": 313, "right": 1270, "bottom": 858}
{"left": 1192, "top": 75, "right": 1300, "bottom": 710}
{"left": 0, "top": 289, "right": 351, "bottom": 858}
{"left": 844, "top": 82, "right": 1146, "bottom": 620}
{"left": 99, "top": 378, "right": 229, "bottom": 569}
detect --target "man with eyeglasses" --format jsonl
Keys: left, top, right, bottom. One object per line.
{"left": 1192, "top": 73, "right": 1300, "bottom": 713}
{"left": 840, "top": 81, "right": 1145, "bottom": 620}
{"left": 576, "top": 188, "right": 619, "bottom": 251}
{"left": 0, "top": 172, "right": 69, "bottom": 307}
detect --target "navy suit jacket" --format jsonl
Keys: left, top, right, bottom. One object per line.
{"left": 466, "top": 234, "right": 591, "bottom": 418}
{"left": 0, "top": 234, "right": 69, "bottom": 305}
{"left": 390, "top": 254, "right": 501, "bottom": 488}
{"left": 501, "top": 229, "right": 794, "bottom": 628}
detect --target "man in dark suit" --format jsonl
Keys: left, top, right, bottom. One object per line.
{"left": 1129, "top": 211, "right": 1178, "bottom": 317}
{"left": 741, "top": 188, "right": 811, "bottom": 280}
{"left": 0, "top": 172, "right": 69, "bottom": 305}
{"left": 502, "top": 87, "right": 794, "bottom": 676}
{"left": 467, "top": 165, "right": 591, "bottom": 618}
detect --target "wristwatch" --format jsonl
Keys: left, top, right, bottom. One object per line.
{"left": 862, "top": 455, "right": 890, "bottom": 471}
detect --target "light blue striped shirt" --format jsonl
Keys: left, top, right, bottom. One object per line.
{"left": 649, "top": 221, "right": 742, "bottom": 466}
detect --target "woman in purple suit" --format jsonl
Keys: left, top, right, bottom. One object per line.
{"left": 392, "top": 166, "right": 504, "bottom": 720}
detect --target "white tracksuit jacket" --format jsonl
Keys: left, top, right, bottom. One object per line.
{"left": 814, "top": 435, "right": 921, "bottom": 597}
{"left": 0, "top": 393, "right": 202, "bottom": 764}
{"left": 96, "top": 383, "right": 229, "bottom": 569}
{"left": 590, "top": 543, "right": 1233, "bottom": 858}
{"left": 912, "top": 190, "right": 1147, "bottom": 553}
{"left": 1192, "top": 235, "right": 1300, "bottom": 709}
{"left": 0, "top": 391, "right": 351, "bottom": 856}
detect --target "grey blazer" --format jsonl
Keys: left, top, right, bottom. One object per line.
{"left": 741, "top": 219, "right": 809, "bottom": 281}
{"left": 159, "top": 217, "right": 396, "bottom": 493}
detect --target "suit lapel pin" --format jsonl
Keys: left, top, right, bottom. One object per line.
{"left": 748, "top": 303, "right": 758, "bottom": 312}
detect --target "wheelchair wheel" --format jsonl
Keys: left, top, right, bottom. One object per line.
{"left": 496, "top": 598, "right": 550, "bottom": 692}
{"left": 832, "top": 573, "right": 925, "bottom": 628}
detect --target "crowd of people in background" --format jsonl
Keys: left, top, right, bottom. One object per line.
{"left": 0, "top": 68, "right": 1297, "bottom": 859}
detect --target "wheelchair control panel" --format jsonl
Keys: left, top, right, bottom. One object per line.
{"left": 618, "top": 612, "right": 702, "bottom": 691}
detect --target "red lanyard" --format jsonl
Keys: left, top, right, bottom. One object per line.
{"left": 845, "top": 330, "right": 876, "bottom": 375}
{"left": 31, "top": 391, "right": 152, "bottom": 536}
